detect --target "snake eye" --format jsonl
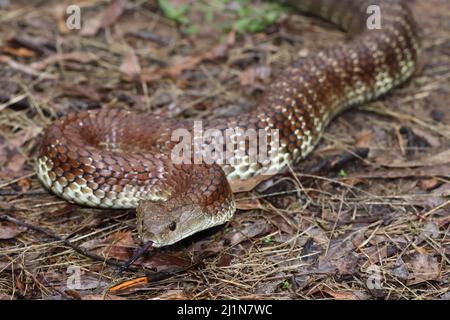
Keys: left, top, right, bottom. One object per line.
{"left": 168, "top": 221, "right": 177, "bottom": 231}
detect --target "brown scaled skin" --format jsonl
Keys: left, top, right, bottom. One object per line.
{"left": 37, "top": 0, "right": 421, "bottom": 247}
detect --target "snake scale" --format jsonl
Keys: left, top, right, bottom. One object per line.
{"left": 37, "top": 0, "right": 420, "bottom": 247}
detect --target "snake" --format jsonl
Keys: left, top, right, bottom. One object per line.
{"left": 36, "top": 0, "right": 420, "bottom": 248}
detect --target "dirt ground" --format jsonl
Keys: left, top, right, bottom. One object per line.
{"left": 0, "top": 0, "right": 449, "bottom": 300}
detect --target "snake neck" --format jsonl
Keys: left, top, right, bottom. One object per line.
{"left": 205, "top": 0, "right": 421, "bottom": 180}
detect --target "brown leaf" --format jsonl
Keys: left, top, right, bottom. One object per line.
{"left": 191, "top": 219, "right": 271, "bottom": 258}
{"left": 270, "top": 215, "right": 297, "bottom": 236}
{"left": 1, "top": 46, "right": 36, "bottom": 58}
{"left": 355, "top": 130, "right": 374, "bottom": 147}
{"left": 392, "top": 257, "right": 410, "bottom": 281}
{"left": 239, "top": 66, "right": 271, "bottom": 86}
{"left": 62, "top": 84, "right": 103, "bottom": 102}
{"left": 15, "top": 277, "right": 25, "bottom": 296}
{"left": 217, "top": 254, "right": 233, "bottom": 267}
{"left": 419, "top": 178, "right": 441, "bottom": 191}
{"left": 0, "top": 221, "right": 27, "bottom": 240}
{"left": 407, "top": 253, "right": 440, "bottom": 285}
{"left": 17, "top": 178, "right": 32, "bottom": 193}
{"left": 227, "top": 220, "right": 270, "bottom": 246}
{"left": 342, "top": 177, "right": 365, "bottom": 187}
{"left": 138, "top": 254, "right": 191, "bottom": 274}
{"left": 142, "top": 30, "right": 235, "bottom": 82}
{"left": 410, "top": 127, "right": 440, "bottom": 148}
{"left": 318, "top": 231, "right": 365, "bottom": 275}
{"left": 0, "top": 126, "right": 35, "bottom": 176}
{"left": 6, "top": 152, "right": 27, "bottom": 172}
{"left": 81, "top": 231, "right": 136, "bottom": 261}
{"left": 234, "top": 197, "right": 263, "bottom": 211}
{"left": 205, "top": 29, "right": 236, "bottom": 59}
{"left": 6, "top": 34, "right": 53, "bottom": 56}
{"left": 81, "top": 0, "right": 127, "bottom": 36}
{"left": 322, "top": 288, "right": 367, "bottom": 300}
{"left": 64, "top": 289, "right": 82, "bottom": 300}
{"left": 81, "top": 17, "right": 102, "bottom": 36}
{"left": 120, "top": 48, "right": 141, "bottom": 78}
{"left": 7, "top": 125, "right": 42, "bottom": 148}
{"left": 100, "top": 0, "right": 127, "bottom": 29}
{"left": 230, "top": 174, "right": 275, "bottom": 193}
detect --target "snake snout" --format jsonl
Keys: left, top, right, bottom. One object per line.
{"left": 136, "top": 200, "right": 206, "bottom": 247}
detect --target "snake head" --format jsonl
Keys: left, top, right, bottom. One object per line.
{"left": 136, "top": 200, "right": 208, "bottom": 247}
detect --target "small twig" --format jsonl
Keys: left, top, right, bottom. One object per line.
{"left": 129, "top": 30, "right": 172, "bottom": 47}
{"left": 0, "top": 172, "right": 36, "bottom": 189}
{"left": 0, "top": 214, "right": 199, "bottom": 283}
{"left": 120, "top": 240, "right": 154, "bottom": 272}
{"left": 330, "top": 147, "right": 370, "bottom": 170}
{"left": 0, "top": 214, "right": 136, "bottom": 271}
{"left": 0, "top": 190, "right": 48, "bottom": 196}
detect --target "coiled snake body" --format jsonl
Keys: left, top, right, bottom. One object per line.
{"left": 37, "top": 0, "right": 420, "bottom": 247}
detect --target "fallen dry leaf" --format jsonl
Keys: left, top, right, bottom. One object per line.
{"left": 1, "top": 46, "right": 36, "bottom": 58}
{"left": 355, "top": 130, "right": 374, "bottom": 147}
{"left": 100, "top": 0, "right": 127, "bottom": 29}
{"left": 392, "top": 257, "right": 410, "bottom": 281}
{"left": 81, "top": 231, "right": 136, "bottom": 261}
{"left": 419, "top": 178, "right": 441, "bottom": 191}
{"left": 138, "top": 253, "right": 191, "bottom": 274}
{"left": 17, "top": 178, "right": 32, "bottom": 193}
{"left": 81, "top": 0, "right": 127, "bottom": 36}
{"left": 239, "top": 65, "right": 271, "bottom": 86}
{"left": 0, "top": 221, "right": 27, "bottom": 240}
{"left": 7, "top": 125, "right": 42, "bottom": 148}
{"left": 234, "top": 197, "right": 264, "bottom": 210}
{"left": 410, "top": 127, "right": 440, "bottom": 148}
{"left": 120, "top": 48, "right": 141, "bottom": 78}
{"left": 191, "top": 219, "right": 271, "bottom": 258}
{"left": 230, "top": 174, "right": 275, "bottom": 193}
{"left": 62, "top": 84, "right": 103, "bottom": 102}
{"left": 5, "top": 152, "right": 27, "bottom": 173}
{"left": 64, "top": 290, "right": 82, "bottom": 300}
{"left": 407, "top": 253, "right": 440, "bottom": 285}
{"left": 322, "top": 288, "right": 368, "bottom": 300}
{"left": 318, "top": 231, "right": 365, "bottom": 275}
{"left": 142, "top": 30, "right": 236, "bottom": 82}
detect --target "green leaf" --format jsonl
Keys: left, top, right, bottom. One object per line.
{"left": 185, "top": 24, "right": 199, "bottom": 35}
{"left": 263, "top": 235, "right": 273, "bottom": 244}
{"left": 280, "top": 280, "right": 291, "bottom": 290}
{"left": 158, "top": 0, "right": 190, "bottom": 24}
